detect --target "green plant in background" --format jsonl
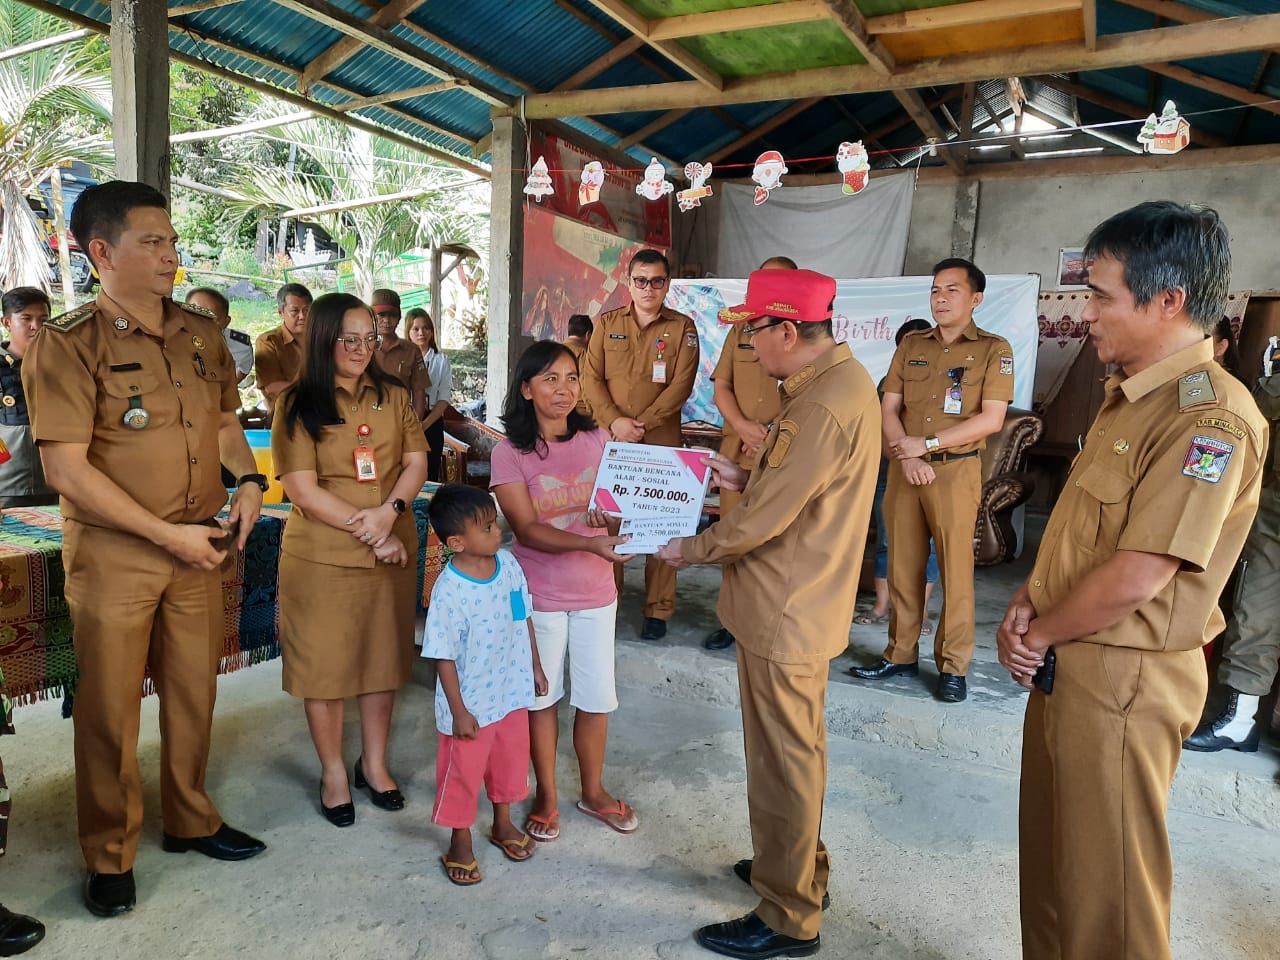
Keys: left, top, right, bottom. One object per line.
{"left": 0, "top": 0, "right": 111, "bottom": 289}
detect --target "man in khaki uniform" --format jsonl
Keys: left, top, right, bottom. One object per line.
{"left": 1184, "top": 338, "right": 1280, "bottom": 752}
{"left": 253, "top": 282, "right": 312, "bottom": 414}
{"left": 23, "top": 181, "right": 268, "bottom": 918}
{"left": 850, "top": 258, "right": 1013, "bottom": 703}
{"left": 370, "top": 288, "right": 429, "bottom": 421}
{"left": 997, "top": 201, "right": 1266, "bottom": 960}
{"left": 704, "top": 256, "right": 794, "bottom": 651}
{"left": 657, "top": 268, "right": 879, "bottom": 959}
{"left": 583, "top": 249, "right": 698, "bottom": 640}
{"left": 563, "top": 313, "right": 593, "bottom": 418}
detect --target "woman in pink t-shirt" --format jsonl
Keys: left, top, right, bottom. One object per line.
{"left": 490, "top": 341, "right": 639, "bottom": 842}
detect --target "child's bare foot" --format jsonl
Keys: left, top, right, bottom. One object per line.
{"left": 442, "top": 830, "right": 481, "bottom": 884}
{"left": 491, "top": 803, "right": 534, "bottom": 860}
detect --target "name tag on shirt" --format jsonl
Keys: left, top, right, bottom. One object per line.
{"left": 652, "top": 360, "right": 667, "bottom": 383}
{"left": 943, "top": 386, "right": 963, "bottom": 415}
{"left": 510, "top": 590, "right": 527, "bottom": 620}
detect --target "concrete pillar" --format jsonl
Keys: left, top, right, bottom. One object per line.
{"left": 485, "top": 115, "right": 527, "bottom": 426}
{"left": 950, "top": 178, "right": 980, "bottom": 261}
{"left": 110, "top": 0, "right": 170, "bottom": 197}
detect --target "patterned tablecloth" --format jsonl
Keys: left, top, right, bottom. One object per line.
{"left": 0, "top": 490, "right": 445, "bottom": 706}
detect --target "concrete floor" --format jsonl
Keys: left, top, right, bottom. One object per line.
{"left": 3, "top": 509, "right": 1278, "bottom": 959}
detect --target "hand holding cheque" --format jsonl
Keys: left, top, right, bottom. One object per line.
{"left": 590, "top": 441, "right": 714, "bottom": 556}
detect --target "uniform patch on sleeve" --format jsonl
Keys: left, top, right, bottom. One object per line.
{"left": 1195, "top": 417, "right": 1245, "bottom": 440}
{"left": 686, "top": 331, "right": 698, "bottom": 347}
{"left": 999, "top": 356, "right": 1013, "bottom": 375}
{"left": 767, "top": 419, "right": 799, "bottom": 468}
{"left": 1182, "top": 435, "right": 1234, "bottom": 483}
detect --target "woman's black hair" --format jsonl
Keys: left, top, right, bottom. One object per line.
{"left": 1212, "top": 316, "right": 1246, "bottom": 385}
{"left": 500, "top": 340, "right": 596, "bottom": 457}
{"left": 405, "top": 307, "right": 437, "bottom": 352}
{"left": 283, "top": 292, "right": 397, "bottom": 442}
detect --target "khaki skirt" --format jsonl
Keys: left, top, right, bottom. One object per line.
{"left": 278, "top": 553, "right": 416, "bottom": 699}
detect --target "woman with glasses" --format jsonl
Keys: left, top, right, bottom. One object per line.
{"left": 406, "top": 308, "right": 454, "bottom": 482}
{"left": 272, "top": 292, "right": 429, "bottom": 827}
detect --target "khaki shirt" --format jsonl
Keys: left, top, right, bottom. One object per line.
{"left": 254, "top": 324, "right": 304, "bottom": 410}
{"left": 582, "top": 304, "right": 699, "bottom": 446}
{"left": 682, "top": 342, "right": 880, "bottom": 663}
{"left": 1029, "top": 339, "right": 1266, "bottom": 652}
{"left": 23, "top": 293, "right": 238, "bottom": 525}
{"left": 563, "top": 337, "right": 591, "bottom": 417}
{"left": 712, "top": 325, "right": 782, "bottom": 468}
{"left": 272, "top": 377, "right": 429, "bottom": 569}
{"left": 374, "top": 337, "right": 431, "bottom": 406}
{"left": 1254, "top": 371, "right": 1280, "bottom": 481}
{"left": 882, "top": 321, "right": 1015, "bottom": 453}
{"left": 0, "top": 345, "right": 52, "bottom": 501}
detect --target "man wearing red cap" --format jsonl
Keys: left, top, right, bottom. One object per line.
{"left": 657, "top": 268, "right": 880, "bottom": 959}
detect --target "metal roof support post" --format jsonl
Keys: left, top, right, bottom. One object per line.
{"left": 485, "top": 113, "right": 528, "bottom": 428}
{"left": 111, "top": 0, "right": 171, "bottom": 197}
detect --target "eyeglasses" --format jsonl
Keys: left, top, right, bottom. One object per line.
{"left": 743, "top": 319, "right": 787, "bottom": 339}
{"left": 336, "top": 334, "right": 382, "bottom": 352}
{"left": 630, "top": 276, "right": 668, "bottom": 290}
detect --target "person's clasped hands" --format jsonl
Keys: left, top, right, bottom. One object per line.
{"left": 346, "top": 505, "right": 409, "bottom": 566}
{"left": 996, "top": 589, "right": 1046, "bottom": 689}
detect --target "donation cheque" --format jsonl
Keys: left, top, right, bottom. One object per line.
{"left": 590, "top": 442, "right": 713, "bottom": 554}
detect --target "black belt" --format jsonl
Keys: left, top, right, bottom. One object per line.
{"left": 927, "top": 450, "right": 980, "bottom": 463}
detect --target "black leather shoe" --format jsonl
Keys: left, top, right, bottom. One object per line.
{"left": 695, "top": 912, "right": 820, "bottom": 959}
{"left": 354, "top": 757, "right": 405, "bottom": 810}
{"left": 936, "top": 673, "right": 967, "bottom": 703}
{"left": 319, "top": 781, "right": 355, "bottom": 827}
{"left": 704, "top": 628, "right": 736, "bottom": 650}
{"left": 733, "top": 859, "right": 829, "bottom": 911}
{"left": 1184, "top": 691, "right": 1261, "bottom": 752}
{"left": 0, "top": 904, "right": 45, "bottom": 954}
{"left": 162, "top": 823, "right": 266, "bottom": 861}
{"left": 83, "top": 870, "right": 135, "bottom": 918}
{"left": 848, "top": 658, "right": 918, "bottom": 681}
{"left": 641, "top": 617, "right": 667, "bottom": 640}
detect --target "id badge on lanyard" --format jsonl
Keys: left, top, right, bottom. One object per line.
{"left": 652, "top": 335, "right": 667, "bottom": 383}
{"left": 944, "top": 367, "right": 964, "bottom": 415}
{"left": 353, "top": 423, "right": 378, "bottom": 482}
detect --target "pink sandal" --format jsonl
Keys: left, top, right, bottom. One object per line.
{"left": 576, "top": 799, "right": 639, "bottom": 834}
{"left": 524, "top": 811, "right": 559, "bottom": 842}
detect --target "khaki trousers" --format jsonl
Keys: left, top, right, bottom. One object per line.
{"left": 884, "top": 456, "right": 982, "bottom": 674}
{"left": 1218, "top": 483, "right": 1280, "bottom": 695}
{"left": 1019, "top": 641, "right": 1206, "bottom": 960}
{"left": 737, "top": 645, "right": 830, "bottom": 941}
{"left": 63, "top": 521, "right": 225, "bottom": 874}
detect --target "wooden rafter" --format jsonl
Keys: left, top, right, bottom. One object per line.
{"left": 267, "top": 0, "right": 513, "bottom": 107}
{"left": 1233, "top": 51, "right": 1274, "bottom": 141}
{"left": 867, "top": 0, "right": 1081, "bottom": 34}
{"left": 1120, "top": 0, "right": 1280, "bottom": 56}
{"left": 1145, "top": 62, "right": 1280, "bottom": 117}
{"left": 1082, "top": 1, "right": 1098, "bottom": 51}
{"left": 819, "top": 0, "right": 894, "bottom": 75}
{"left": 169, "top": 0, "right": 244, "bottom": 17}
{"left": 1040, "top": 74, "right": 1229, "bottom": 148}
{"left": 299, "top": 0, "right": 431, "bottom": 91}
{"left": 330, "top": 82, "right": 460, "bottom": 112}
{"left": 894, "top": 89, "right": 965, "bottom": 173}
{"left": 649, "top": 0, "right": 829, "bottom": 40}
{"left": 555, "top": 37, "right": 644, "bottom": 91}
{"left": 706, "top": 98, "right": 822, "bottom": 164}
{"left": 509, "top": 13, "right": 1280, "bottom": 117}
{"left": 577, "top": 0, "right": 723, "bottom": 90}
{"left": 958, "top": 83, "right": 976, "bottom": 165}
{"left": 617, "top": 109, "right": 694, "bottom": 150}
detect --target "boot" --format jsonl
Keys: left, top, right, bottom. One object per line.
{"left": 1184, "top": 690, "right": 1261, "bottom": 753}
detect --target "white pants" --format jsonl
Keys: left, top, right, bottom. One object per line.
{"left": 530, "top": 601, "right": 618, "bottom": 713}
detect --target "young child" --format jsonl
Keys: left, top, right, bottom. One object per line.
{"left": 424, "top": 484, "right": 547, "bottom": 886}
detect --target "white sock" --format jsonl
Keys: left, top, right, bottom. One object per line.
{"left": 1220, "top": 694, "right": 1260, "bottom": 740}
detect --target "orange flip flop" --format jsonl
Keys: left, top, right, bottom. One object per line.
{"left": 440, "top": 855, "right": 482, "bottom": 886}
{"left": 576, "top": 799, "right": 639, "bottom": 834}
{"left": 489, "top": 833, "right": 535, "bottom": 862}
{"left": 525, "top": 811, "right": 559, "bottom": 842}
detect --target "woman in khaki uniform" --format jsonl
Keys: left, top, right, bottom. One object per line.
{"left": 272, "top": 293, "right": 429, "bottom": 827}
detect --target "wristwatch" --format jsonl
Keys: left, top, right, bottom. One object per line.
{"left": 237, "top": 473, "right": 269, "bottom": 492}
{"left": 388, "top": 498, "right": 407, "bottom": 514}
{"left": 924, "top": 436, "right": 942, "bottom": 453}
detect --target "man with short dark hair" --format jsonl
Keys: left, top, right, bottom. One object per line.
{"left": 23, "top": 180, "right": 268, "bottom": 918}
{"left": 186, "top": 286, "right": 252, "bottom": 384}
{"left": 0, "top": 286, "right": 55, "bottom": 506}
{"left": 582, "top": 249, "right": 699, "bottom": 640}
{"left": 998, "top": 201, "right": 1265, "bottom": 960}
{"left": 254, "top": 281, "right": 312, "bottom": 413}
{"left": 370, "top": 288, "right": 429, "bottom": 420}
{"left": 657, "top": 268, "right": 880, "bottom": 959}
{"left": 850, "top": 257, "right": 1013, "bottom": 703}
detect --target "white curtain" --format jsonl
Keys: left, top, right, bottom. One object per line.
{"left": 716, "top": 174, "right": 913, "bottom": 279}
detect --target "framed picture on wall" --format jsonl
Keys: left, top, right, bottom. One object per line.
{"left": 1058, "top": 248, "right": 1090, "bottom": 288}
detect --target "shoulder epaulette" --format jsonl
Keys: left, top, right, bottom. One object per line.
{"left": 177, "top": 300, "right": 216, "bottom": 320}
{"left": 228, "top": 328, "right": 251, "bottom": 344}
{"left": 1178, "top": 369, "right": 1219, "bottom": 411}
{"left": 44, "top": 303, "right": 95, "bottom": 332}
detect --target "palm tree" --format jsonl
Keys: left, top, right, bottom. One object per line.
{"left": 0, "top": 0, "right": 112, "bottom": 290}
{"left": 226, "top": 110, "right": 488, "bottom": 301}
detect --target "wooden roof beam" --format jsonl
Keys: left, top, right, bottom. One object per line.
{"left": 1083, "top": 0, "right": 1098, "bottom": 51}
{"left": 268, "top": 0, "right": 514, "bottom": 107}
{"left": 820, "top": 0, "right": 895, "bottom": 74}
{"left": 1146, "top": 62, "right": 1280, "bottom": 117}
{"left": 329, "top": 82, "right": 461, "bottom": 111}
{"left": 1119, "top": 0, "right": 1280, "bottom": 56}
{"left": 299, "top": 0, "right": 431, "bottom": 92}
{"left": 1037, "top": 74, "right": 1229, "bottom": 147}
{"left": 649, "top": 0, "right": 830, "bottom": 40}
{"left": 617, "top": 109, "right": 694, "bottom": 150}
{"left": 507, "top": 12, "right": 1280, "bottom": 116}
{"left": 705, "top": 98, "right": 822, "bottom": 164}
{"left": 555, "top": 36, "right": 644, "bottom": 91}
{"left": 867, "top": 0, "right": 1081, "bottom": 34}
{"left": 578, "top": 0, "right": 723, "bottom": 90}
{"left": 894, "top": 89, "right": 965, "bottom": 173}
{"left": 170, "top": 0, "right": 245, "bottom": 16}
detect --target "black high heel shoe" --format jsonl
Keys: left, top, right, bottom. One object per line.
{"left": 319, "top": 780, "right": 355, "bottom": 827}
{"left": 354, "top": 757, "right": 405, "bottom": 811}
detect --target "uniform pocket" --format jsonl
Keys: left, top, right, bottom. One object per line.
{"left": 1074, "top": 463, "right": 1134, "bottom": 552}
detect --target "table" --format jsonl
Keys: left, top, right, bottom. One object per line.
{"left": 0, "top": 490, "right": 445, "bottom": 706}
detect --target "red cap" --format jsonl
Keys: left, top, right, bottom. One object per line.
{"left": 718, "top": 268, "right": 836, "bottom": 325}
